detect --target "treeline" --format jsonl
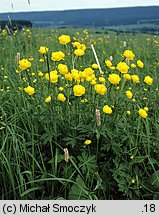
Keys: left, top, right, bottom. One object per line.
{"left": 0, "top": 20, "right": 32, "bottom": 31}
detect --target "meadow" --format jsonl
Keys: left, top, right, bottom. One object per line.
{"left": 0, "top": 27, "right": 159, "bottom": 200}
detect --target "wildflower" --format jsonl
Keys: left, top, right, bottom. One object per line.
{"left": 130, "top": 155, "right": 134, "bottom": 159}
{"left": 99, "top": 77, "right": 106, "bottom": 83}
{"left": 103, "top": 105, "right": 113, "bottom": 114}
{"left": 45, "top": 96, "right": 51, "bottom": 103}
{"left": 73, "top": 84, "right": 85, "bottom": 96}
{"left": 39, "top": 58, "right": 44, "bottom": 63}
{"left": 72, "top": 41, "right": 81, "bottom": 48}
{"left": 51, "top": 51, "right": 65, "bottom": 61}
{"left": 92, "top": 63, "right": 99, "bottom": 69}
{"left": 45, "top": 70, "right": 59, "bottom": 83}
{"left": 74, "top": 49, "right": 85, "bottom": 56}
{"left": 24, "top": 86, "right": 34, "bottom": 96}
{"left": 126, "top": 90, "right": 133, "bottom": 99}
{"left": 38, "top": 71, "right": 43, "bottom": 77}
{"left": 57, "top": 93, "right": 66, "bottom": 102}
{"left": 19, "top": 59, "right": 31, "bottom": 70}
{"left": 94, "top": 84, "right": 107, "bottom": 95}
{"left": 131, "top": 63, "right": 136, "bottom": 69}
{"left": 105, "top": 59, "right": 112, "bottom": 68}
{"left": 108, "top": 73, "right": 121, "bottom": 85}
{"left": 58, "top": 35, "right": 71, "bottom": 45}
{"left": 123, "top": 50, "right": 135, "bottom": 60}
{"left": 123, "top": 74, "right": 131, "bottom": 80}
{"left": 144, "top": 76, "right": 153, "bottom": 85}
{"left": 65, "top": 73, "right": 73, "bottom": 81}
{"left": 116, "top": 62, "right": 129, "bottom": 73}
{"left": 131, "top": 179, "right": 135, "bottom": 184}
{"left": 127, "top": 111, "right": 131, "bottom": 115}
{"left": 131, "top": 75, "right": 140, "bottom": 83}
{"left": 84, "top": 140, "right": 92, "bottom": 145}
{"left": 58, "top": 64, "right": 68, "bottom": 74}
{"left": 144, "top": 107, "right": 149, "bottom": 112}
{"left": 38, "top": 46, "right": 48, "bottom": 54}
{"left": 138, "top": 108, "right": 148, "bottom": 118}
{"left": 137, "top": 60, "right": 144, "bottom": 68}
{"left": 58, "top": 87, "right": 64, "bottom": 91}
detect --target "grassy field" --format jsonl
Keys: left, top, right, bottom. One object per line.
{"left": 0, "top": 27, "right": 159, "bottom": 200}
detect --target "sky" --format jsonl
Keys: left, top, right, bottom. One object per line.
{"left": 0, "top": 0, "right": 159, "bottom": 13}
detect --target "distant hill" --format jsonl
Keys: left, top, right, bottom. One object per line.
{"left": 0, "top": 6, "right": 159, "bottom": 28}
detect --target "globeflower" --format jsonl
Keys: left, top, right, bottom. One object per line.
{"left": 38, "top": 46, "right": 49, "bottom": 54}
{"left": 45, "top": 70, "right": 59, "bottom": 83}
{"left": 74, "top": 49, "right": 85, "bottom": 56}
{"left": 131, "top": 75, "right": 140, "bottom": 83}
{"left": 92, "top": 63, "right": 99, "bottom": 69}
{"left": 144, "top": 76, "right": 153, "bottom": 85}
{"left": 123, "top": 50, "right": 135, "bottom": 60}
{"left": 116, "top": 62, "right": 129, "bottom": 74}
{"left": 125, "top": 90, "right": 133, "bottom": 99}
{"left": 58, "top": 64, "right": 68, "bottom": 74}
{"left": 51, "top": 51, "right": 65, "bottom": 61}
{"left": 94, "top": 84, "right": 107, "bottom": 95}
{"left": 105, "top": 59, "right": 112, "bottom": 68}
{"left": 45, "top": 96, "right": 51, "bottom": 103}
{"left": 58, "top": 35, "right": 71, "bottom": 45}
{"left": 103, "top": 105, "right": 112, "bottom": 114}
{"left": 99, "top": 77, "right": 106, "bottom": 83}
{"left": 137, "top": 60, "right": 144, "bottom": 68}
{"left": 108, "top": 73, "right": 121, "bottom": 85}
{"left": 24, "top": 85, "right": 34, "bottom": 96}
{"left": 84, "top": 140, "right": 92, "bottom": 145}
{"left": 19, "top": 59, "right": 31, "bottom": 70}
{"left": 73, "top": 84, "right": 85, "bottom": 96}
{"left": 123, "top": 74, "right": 131, "bottom": 80}
{"left": 138, "top": 108, "right": 148, "bottom": 118}
{"left": 57, "top": 93, "right": 66, "bottom": 102}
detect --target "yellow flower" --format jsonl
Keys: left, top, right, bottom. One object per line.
{"left": 127, "top": 111, "right": 131, "bottom": 115}
{"left": 144, "top": 76, "right": 153, "bottom": 85}
{"left": 58, "top": 87, "right": 64, "bottom": 91}
{"left": 45, "top": 70, "right": 59, "bottom": 83}
{"left": 123, "top": 74, "right": 131, "bottom": 80}
{"left": 19, "top": 59, "right": 31, "bottom": 70}
{"left": 57, "top": 93, "right": 66, "bottom": 102}
{"left": 51, "top": 51, "right": 65, "bottom": 61}
{"left": 73, "top": 84, "right": 85, "bottom": 96}
{"left": 131, "top": 75, "right": 140, "bottom": 83}
{"left": 78, "top": 44, "right": 86, "bottom": 51}
{"left": 72, "top": 41, "right": 81, "bottom": 48}
{"left": 84, "top": 140, "right": 92, "bottom": 145}
{"left": 130, "top": 155, "right": 134, "bottom": 159}
{"left": 116, "top": 62, "right": 129, "bottom": 74}
{"left": 103, "top": 105, "right": 112, "bottom": 114}
{"left": 131, "top": 179, "right": 135, "bottom": 184}
{"left": 126, "top": 90, "right": 133, "bottom": 99}
{"left": 39, "top": 58, "right": 44, "bottom": 63}
{"left": 24, "top": 86, "right": 34, "bottom": 96}
{"left": 108, "top": 73, "right": 121, "bottom": 85}
{"left": 65, "top": 73, "right": 73, "bottom": 81}
{"left": 38, "top": 71, "right": 43, "bottom": 77}
{"left": 99, "top": 77, "right": 106, "bottom": 83}
{"left": 38, "top": 46, "right": 49, "bottom": 54}
{"left": 58, "top": 35, "right": 71, "bottom": 45}
{"left": 94, "top": 84, "right": 107, "bottom": 95}
{"left": 45, "top": 96, "right": 51, "bottom": 103}
{"left": 105, "top": 59, "right": 112, "bottom": 68}
{"left": 144, "top": 107, "right": 149, "bottom": 112}
{"left": 131, "top": 63, "right": 136, "bottom": 69}
{"left": 92, "top": 63, "right": 99, "bottom": 69}
{"left": 74, "top": 49, "right": 85, "bottom": 56}
{"left": 123, "top": 50, "right": 135, "bottom": 60}
{"left": 137, "top": 60, "right": 144, "bottom": 68}
{"left": 138, "top": 108, "right": 148, "bottom": 118}
{"left": 58, "top": 64, "right": 68, "bottom": 74}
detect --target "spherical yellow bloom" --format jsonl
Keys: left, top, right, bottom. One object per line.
{"left": 57, "top": 93, "right": 66, "bottom": 102}
{"left": 58, "top": 63, "right": 68, "bottom": 74}
{"left": 90, "top": 80, "right": 96, "bottom": 85}
{"left": 58, "top": 87, "right": 64, "bottom": 91}
{"left": 131, "top": 179, "right": 135, "bottom": 184}
{"left": 65, "top": 73, "right": 73, "bottom": 81}
{"left": 84, "top": 140, "right": 92, "bottom": 145}
{"left": 72, "top": 41, "right": 81, "bottom": 48}
{"left": 45, "top": 96, "right": 51, "bottom": 103}
{"left": 51, "top": 51, "right": 65, "bottom": 61}
{"left": 137, "top": 60, "right": 144, "bottom": 68}
{"left": 38, "top": 71, "right": 43, "bottom": 77}
{"left": 24, "top": 86, "right": 34, "bottom": 96}
{"left": 127, "top": 111, "right": 131, "bottom": 115}
{"left": 131, "top": 75, "right": 140, "bottom": 83}
{"left": 74, "top": 49, "right": 85, "bottom": 56}
{"left": 125, "top": 90, "right": 133, "bottom": 99}
{"left": 116, "top": 62, "right": 129, "bottom": 74}
{"left": 105, "top": 59, "right": 112, "bottom": 68}
{"left": 99, "top": 77, "right": 106, "bottom": 83}
{"left": 138, "top": 108, "right": 148, "bottom": 118}
{"left": 19, "top": 59, "right": 31, "bottom": 70}
{"left": 103, "top": 105, "right": 112, "bottom": 114}
{"left": 131, "top": 63, "right": 136, "bottom": 69}
{"left": 144, "top": 107, "right": 149, "bottom": 112}
{"left": 45, "top": 70, "right": 59, "bottom": 83}
{"left": 92, "top": 63, "right": 99, "bottom": 69}
{"left": 73, "top": 84, "right": 85, "bottom": 96}
{"left": 39, "top": 58, "right": 44, "bottom": 63}
{"left": 108, "top": 73, "right": 121, "bottom": 85}
{"left": 58, "top": 35, "right": 71, "bottom": 45}
{"left": 123, "top": 74, "right": 131, "bottom": 80}
{"left": 94, "top": 84, "right": 107, "bottom": 95}
{"left": 78, "top": 43, "right": 86, "bottom": 51}
{"left": 123, "top": 50, "right": 135, "bottom": 60}
{"left": 38, "top": 46, "right": 49, "bottom": 54}
{"left": 144, "top": 76, "right": 153, "bottom": 85}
